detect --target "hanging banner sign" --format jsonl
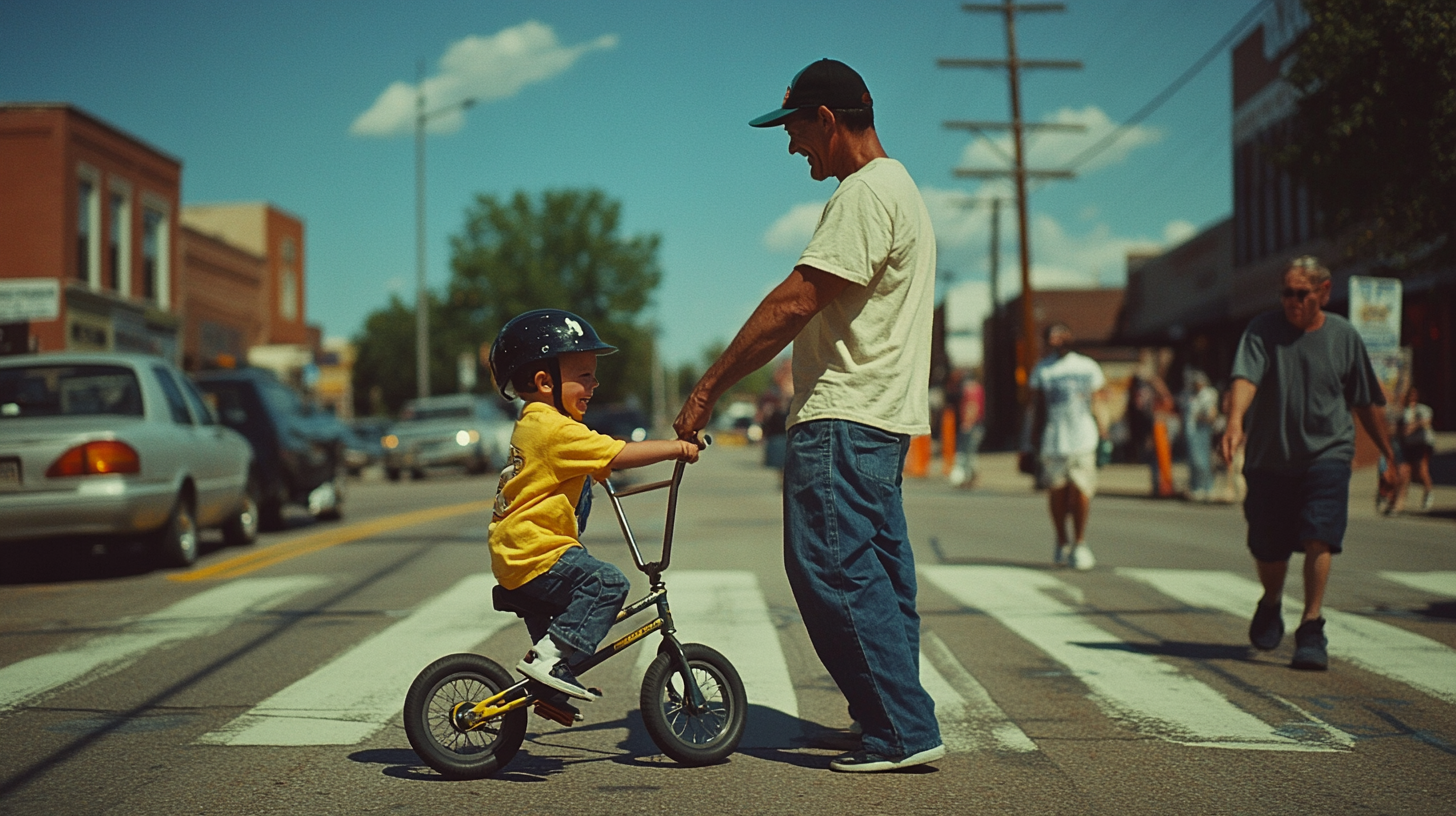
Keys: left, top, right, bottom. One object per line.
{"left": 1348, "top": 275, "right": 1402, "bottom": 353}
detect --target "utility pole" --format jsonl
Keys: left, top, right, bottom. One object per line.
{"left": 940, "top": 1, "right": 1081, "bottom": 402}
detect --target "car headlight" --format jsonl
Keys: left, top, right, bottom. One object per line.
{"left": 630, "top": 427, "right": 648, "bottom": 442}
{"left": 456, "top": 429, "right": 480, "bottom": 446}
{"left": 382, "top": 434, "right": 398, "bottom": 449}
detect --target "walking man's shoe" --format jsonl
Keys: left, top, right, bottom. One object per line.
{"left": 1249, "top": 600, "right": 1284, "bottom": 651}
{"left": 829, "top": 744, "right": 946, "bottom": 773}
{"left": 1290, "top": 618, "right": 1328, "bottom": 670}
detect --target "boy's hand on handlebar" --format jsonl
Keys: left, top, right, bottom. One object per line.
{"left": 675, "top": 439, "right": 700, "bottom": 464}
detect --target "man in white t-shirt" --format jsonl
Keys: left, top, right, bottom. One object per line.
{"left": 1028, "top": 323, "right": 1107, "bottom": 570}
{"left": 673, "top": 58, "right": 943, "bottom": 774}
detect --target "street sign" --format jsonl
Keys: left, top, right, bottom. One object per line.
{"left": 0, "top": 279, "right": 61, "bottom": 322}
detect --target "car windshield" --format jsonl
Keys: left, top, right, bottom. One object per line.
{"left": 0, "top": 364, "right": 143, "bottom": 419}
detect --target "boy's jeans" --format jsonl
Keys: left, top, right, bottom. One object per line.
{"left": 500, "top": 546, "right": 628, "bottom": 661}
{"left": 783, "top": 419, "right": 942, "bottom": 759}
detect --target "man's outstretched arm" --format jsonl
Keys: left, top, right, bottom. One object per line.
{"left": 674, "top": 265, "right": 849, "bottom": 439}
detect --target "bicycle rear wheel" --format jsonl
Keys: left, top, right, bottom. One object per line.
{"left": 403, "top": 653, "right": 526, "bottom": 779}
{"left": 640, "top": 642, "right": 746, "bottom": 765}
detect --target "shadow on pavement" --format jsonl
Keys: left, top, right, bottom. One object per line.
{"left": 1072, "top": 640, "right": 1254, "bottom": 660}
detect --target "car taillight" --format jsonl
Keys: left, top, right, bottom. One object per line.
{"left": 46, "top": 441, "right": 141, "bottom": 477}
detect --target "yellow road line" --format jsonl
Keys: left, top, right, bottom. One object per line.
{"left": 169, "top": 500, "right": 494, "bottom": 582}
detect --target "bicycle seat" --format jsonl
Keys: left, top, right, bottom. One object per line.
{"left": 492, "top": 586, "right": 567, "bottom": 619}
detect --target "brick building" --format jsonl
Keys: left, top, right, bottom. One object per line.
{"left": 0, "top": 104, "right": 182, "bottom": 358}
{"left": 1, "top": 104, "right": 318, "bottom": 384}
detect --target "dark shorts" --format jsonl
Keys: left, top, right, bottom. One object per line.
{"left": 1243, "top": 459, "right": 1351, "bottom": 562}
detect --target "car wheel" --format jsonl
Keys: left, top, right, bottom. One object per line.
{"left": 259, "top": 496, "right": 287, "bottom": 532}
{"left": 409, "top": 468, "right": 426, "bottom": 481}
{"left": 312, "top": 467, "right": 345, "bottom": 522}
{"left": 222, "top": 478, "right": 261, "bottom": 546}
{"left": 386, "top": 467, "right": 402, "bottom": 482}
{"left": 154, "top": 497, "right": 200, "bottom": 568}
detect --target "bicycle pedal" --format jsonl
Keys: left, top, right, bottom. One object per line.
{"left": 533, "top": 698, "right": 583, "bottom": 727}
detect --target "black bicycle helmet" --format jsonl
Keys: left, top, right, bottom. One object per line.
{"left": 488, "top": 308, "right": 617, "bottom": 402}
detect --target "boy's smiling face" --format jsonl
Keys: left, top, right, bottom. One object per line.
{"left": 554, "top": 350, "right": 599, "bottom": 420}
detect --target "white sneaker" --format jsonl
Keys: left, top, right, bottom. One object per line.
{"left": 517, "top": 651, "right": 597, "bottom": 701}
{"left": 1423, "top": 493, "right": 1434, "bottom": 511}
{"left": 1070, "top": 544, "right": 1096, "bottom": 571}
{"left": 1054, "top": 543, "right": 1069, "bottom": 567}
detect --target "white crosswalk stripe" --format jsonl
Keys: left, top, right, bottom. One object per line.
{"left": 198, "top": 573, "right": 517, "bottom": 746}
{"left": 1122, "top": 569, "right": 1456, "bottom": 705}
{"left": 633, "top": 570, "right": 799, "bottom": 748}
{"left": 0, "top": 576, "right": 327, "bottom": 713}
{"left": 6, "top": 568, "right": 1453, "bottom": 755}
{"left": 919, "top": 631, "right": 1037, "bottom": 753}
{"left": 1379, "top": 570, "right": 1456, "bottom": 598}
{"left": 923, "top": 565, "right": 1352, "bottom": 752}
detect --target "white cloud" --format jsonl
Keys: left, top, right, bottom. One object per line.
{"left": 957, "top": 105, "right": 1162, "bottom": 176}
{"left": 763, "top": 201, "right": 825, "bottom": 252}
{"left": 350, "top": 21, "right": 617, "bottom": 137}
{"left": 1163, "top": 219, "right": 1197, "bottom": 245}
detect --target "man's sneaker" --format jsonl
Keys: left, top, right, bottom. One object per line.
{"left": 517, "top": 651, "right": 597, "bottom": 701}
{"left": 1423, "top": 493, "right": 1435, "bottom": 511}
{"left": 1053, "top": 544, "right": 1069, "bottom": 567}
{"left": 1290, "top": 618, "right": 1329, "bottom": 671}
{"left": 1248, "top": 601, "right": 1284, "bottom": 651}
{"left": 1070, "top": 544, "right": 1096, "bottom": 571}
{"left": 829, "top": 744, "right": 946, "bottom": 773}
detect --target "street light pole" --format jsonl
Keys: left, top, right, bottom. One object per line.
{"left": 415, "top": 64, "right": 428, "bottom": 400}
{"left": 413, "top": 65, "right": 474, "bottom": 400}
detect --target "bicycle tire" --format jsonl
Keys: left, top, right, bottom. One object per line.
{"left": 640, "top": 643, "right": 746, "bottom": 765}
{"left": 403, "top": 653, "right": 526, "bottom": 779}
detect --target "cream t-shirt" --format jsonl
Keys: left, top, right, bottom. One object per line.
{"left": 790, "top": 157, "right": 936, "bottom": 436}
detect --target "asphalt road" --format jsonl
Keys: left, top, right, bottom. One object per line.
{"left": 1, "top": 444, "right": 1453, "bottom": 815}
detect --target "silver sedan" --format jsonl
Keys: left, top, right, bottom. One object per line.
{"left": 0, "top": 352, "right": 257, "bottom": 567}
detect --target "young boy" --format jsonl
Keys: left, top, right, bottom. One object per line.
{"left": 487, "top": 309, "right": 699, "bottom": 700}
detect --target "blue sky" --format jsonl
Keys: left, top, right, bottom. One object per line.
{"left": 2, "top": 1, "right": 1267, "bottom": 366}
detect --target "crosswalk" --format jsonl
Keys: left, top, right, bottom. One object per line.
{"left": 2, "top": 567, "right": 1454, "bottom": 757}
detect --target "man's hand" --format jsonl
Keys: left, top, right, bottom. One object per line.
{"left": 1379, "top": 461, "right": 1402, "bottom": 490}
{"left": 1220, "top": 425, "right": 1245, "bottom": 465}
{"left": 673, "top": 388, "right": 714, "bottom": 442}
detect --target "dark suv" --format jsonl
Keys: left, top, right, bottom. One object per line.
{"left": 193, "top": 367, "right": 345, "bottom": 530}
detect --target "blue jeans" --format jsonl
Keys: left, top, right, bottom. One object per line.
{"left": 1185, "top": 423, "right": 1214, "bottom": 496}
{"left": 783, "top": 419, "right": 942, "bottom": 758}
{"left": 498, "top": 546, "right": 628, "bottom": 661}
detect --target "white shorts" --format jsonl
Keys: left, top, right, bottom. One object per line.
{"left": 1040, "top": 450, "right": 1098, "bottom": 498}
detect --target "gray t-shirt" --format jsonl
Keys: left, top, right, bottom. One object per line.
{"left": 1231, "top": 311, "right": 1383, "bottom": 471}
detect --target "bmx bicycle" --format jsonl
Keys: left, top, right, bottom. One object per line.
{"left": 403, "top": 445, "right": 747, "bottom": 779}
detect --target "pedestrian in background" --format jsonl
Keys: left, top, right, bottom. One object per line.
{"left": 1028, "top": 322, "right": 1107, "bottom": 571}
{"left": 674, "top": 58, "right": 944, "bottom": 773}
{"left": 1180, "top": 370, "right": 1220, "bottom": 502}
{"left": 1397, "top": 386, "right": 1436, "bottom": 512}
{"left": 949, "top": 370, "right": 985, "bottom": 488}
{"left": 1221, "top": 256, "right": 1398, "bottom": 671}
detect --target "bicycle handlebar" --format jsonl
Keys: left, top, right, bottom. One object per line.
{"left": 601, "top": 434, "right": 709, "bottom": 579}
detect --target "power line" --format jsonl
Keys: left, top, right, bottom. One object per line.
{"left": 1060, "top": 0, "right": 1273, "bottom": 173}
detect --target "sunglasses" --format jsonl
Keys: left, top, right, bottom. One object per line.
{"left": 1280, "top": 287, "right": 1314, "bottom": 300}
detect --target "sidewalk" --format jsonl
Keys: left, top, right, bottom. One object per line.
{"left": 939, "top": 443, "right": 1455, "bottom": 524}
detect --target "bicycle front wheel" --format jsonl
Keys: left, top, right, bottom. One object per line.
{"left": 640, "top": 643, "right": 746, "bottom": 765}
{"left": 403, "top": 653, "right": 526, "bottom": 779}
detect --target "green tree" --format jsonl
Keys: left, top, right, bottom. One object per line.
{"left": 1281, "top": 0, "right": 1456, "bottom": 264}
{"left": 350, "top": 293, "right": 467, "bottom": 417}
{"left": 445, "top": 189, "right": 662, "bottom": 405}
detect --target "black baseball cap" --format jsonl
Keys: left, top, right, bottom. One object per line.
{"left": 749, "top": 59, "right": 873, "bottom": 128}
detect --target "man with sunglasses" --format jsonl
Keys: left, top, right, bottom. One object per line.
{"left": 1220, "top": 256, "right": 1398, "bottom": 670}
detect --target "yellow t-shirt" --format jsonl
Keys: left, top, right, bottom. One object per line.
{"left": 488, "top": 402, "right": 626, "bottom": 589}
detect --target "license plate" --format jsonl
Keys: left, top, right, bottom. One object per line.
{"left": 0, "top": 457, "right": 19, "bottom": 489}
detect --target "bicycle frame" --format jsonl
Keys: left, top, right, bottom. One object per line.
{"left": 461, "top": 457, "right": 708, "bottom": 727}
